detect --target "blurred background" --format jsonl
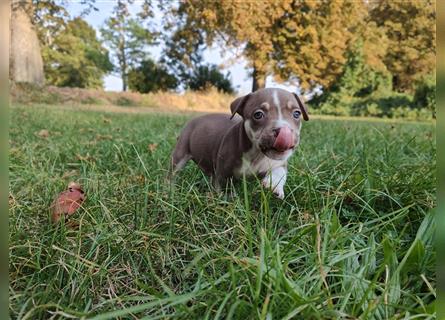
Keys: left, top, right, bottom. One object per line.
{"left": 9, "top": 0, "right": 436, "bottom": 119}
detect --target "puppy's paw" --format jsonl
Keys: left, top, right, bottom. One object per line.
{"left": 273, "top": 189, "right": 285, "bottom": 200}
{"left": 262, "top": 180, "right": 285, "bottom": 199}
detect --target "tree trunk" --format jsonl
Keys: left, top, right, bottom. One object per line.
{"left": 251, "top": 65, "right": 266, "bottom": 92}
{"left": 122, "top": 74, "right": 127, "bottom": 91}
{"left": 121, "top": 57, "right": 127, "bottom": 91}
{"left": 10, "top": 0, "right": 44, "bottom": 84}
{"left": 118, "top": 29, "right": 127, "bottom": 91}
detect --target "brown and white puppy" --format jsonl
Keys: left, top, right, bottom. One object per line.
{"left": 170, "top": 88, "right": 309, "bottom": 198}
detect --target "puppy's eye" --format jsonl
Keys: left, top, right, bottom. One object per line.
{"left": 293, "top": 110, "right": 301, "bottom": 119}
{"left": 253, "top": 110, "right": 265, "bottom": 120}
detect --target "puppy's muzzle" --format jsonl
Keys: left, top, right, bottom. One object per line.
{"left": 272, "top": 126, "right": 295, "bottom": 152}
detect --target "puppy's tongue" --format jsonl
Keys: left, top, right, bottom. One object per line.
{"left": 273, "top": 126, "right": 294, "bottom": 152}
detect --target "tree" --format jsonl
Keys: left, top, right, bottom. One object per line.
{"left": 10, "top": 0, "right": 44, "bottom": 84}
{"left": 187, "top": 64, "right": 234, "bottom": 93}
{"left": 369, "top": 0, "right": 436, "bottom": 92}
{"left": 163, "top": 1, "right": 376, "bottom": 93}
{"left": 128, "top": 59, "right": 178, "bottom": 93}
{"left": 310, "top": 43, "right": 392, "bottom": 109}
{"left": 10, "top": 0, "right": 98, "bottom": 84}
{"left": 101, "top": 0, "right": 156, "bottom": 91}
{"left": 270, "top": 1, "right": 386, "bottom": 93}
{"left": 162, "top": 1, "right": 276, "bottom": 91}
{"left": 42, "top": 17, "right": 113, "bottom": 88}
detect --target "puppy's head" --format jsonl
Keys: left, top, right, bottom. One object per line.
{"left": 230, "top": 88, "right": 309, "bottom": 160}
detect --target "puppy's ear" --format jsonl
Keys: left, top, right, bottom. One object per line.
{"left": 293, "top": 93, "right": 309, "bottom": 121}
{"left": 230, "top": 94, "right": 251, "bottom": 119}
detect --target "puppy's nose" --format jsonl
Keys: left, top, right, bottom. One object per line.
{"left": 272, "top": 128, "right": 281, "bottom": 137}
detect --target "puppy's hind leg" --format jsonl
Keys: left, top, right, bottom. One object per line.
{"left": 169, "top": 137, "right": 192, "bottom": 182}
{"left": 171, "top": 153, "right": 191, "bottom": 176}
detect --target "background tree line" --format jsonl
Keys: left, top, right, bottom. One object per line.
{"left": 10, "top": 0, "right": 435, "bottom": 118}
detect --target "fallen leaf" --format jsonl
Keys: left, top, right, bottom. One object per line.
{"left": 66, "top": 221, "right": 80, "bottom": 229}
{"left": 148, "top": 143, "right": 158, "bottom": 152}
{"left": 130, "top": 175, "right": 145, "bottom": 183}
{"left": 83, "top": 140, "right": 97, "bottom": 146}
{"left": 51, "top": 182, "right": 86, "bottom": 223}
{"left": 103, "top": 117, "right": 112, "bottom": 124}
{"left": 95, "top": 134, "right": 113, "bottom": 141}
{"left": 76, "top": 153, "right": 94, "bottom": 162}
{"left": 62, "top": 170, "right": 78, "bottom": 179}
{"left": 301, "top": 211, "right": 312, "bottom": 222}
{"left": 79, "top": 128, "right": 96, "bottom": 133}
{"left": 37, "top": 129, "right": 49, "bottom": 138}
{"left": 9, "top": 193, "right": 15, "bottom": 207}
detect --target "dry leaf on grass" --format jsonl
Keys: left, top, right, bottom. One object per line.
{"left": 102, "top": 117, "right": 112, "bottom": 124}
{"left": 95, "top": 134, "right": 113, "bottom": 141}
{"left": 62, "top": 170, "right": 79, "bottom": 179}
{"left": 9, "top": 193, "right": 16, "bottom": 207}
{"left": 79, "top": 128, "right": 95, "bottom": 133}
{"left": 51, "top": 182, "right": 86, "bottom": 223}
{"left": 37, "top": 129, "right": 49, "bottom": 138}
{"left": 148, "top": 143, "right": 158, "bottom": 152}
{"left": 76, "top": 153, "right": 95, "bottom": 162}
{"left": 130, "top": 175, "right": 145, "bottom": 183}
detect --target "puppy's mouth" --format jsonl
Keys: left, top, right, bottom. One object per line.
{"left": 260, "top": 145, "right": 295, "bottom": 154}
{"left": 259, "top": 126, "right": 296, "bottom": 157}
{"left": 260, "top": 145, "right": 295, "bottom": 160}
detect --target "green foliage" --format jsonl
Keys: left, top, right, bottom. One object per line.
{"left": 42, "top": 17, "right": 113, "bottom": 88}
{"left": 311, "top": 45, "right": 434, "bottom": 120}
{"left": 369, "top": 0, "right": 436, "bottom": 92}
{"left": 114, "top": 96, "right": 138, "bottom": 107}
{"left": 128, "top": 59, "right": 178, "bottom": 93}
{"left": 100, "top": 1, "right": 156, "bottom": 91}
{"left": 161, "top": 12, "right": 206, "bottom": 82}
{"left": 164, "top": 0, "right": 435, "bottom": 97}
{"left": 9, "top": 105, "right": 436, "bottom": 318}
{"left": 413, "top": 73, "right": 436, "bottom": 117}
{"left": 187, "top": 64, "right": 234, "bottom": 94}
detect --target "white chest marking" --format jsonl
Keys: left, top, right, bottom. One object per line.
{"left": 235, "top": 148, "right": 286, "bottom": 177}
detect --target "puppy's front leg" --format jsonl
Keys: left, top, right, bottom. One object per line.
{"left": 262, "top": 166, "right": 287, "bottom": 199}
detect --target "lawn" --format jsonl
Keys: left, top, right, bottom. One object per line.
{"left": 9, "top": 104, "right": 436, "bottom": 319}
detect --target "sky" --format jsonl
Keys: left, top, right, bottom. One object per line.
{"left": 66, "top": 1, "right": 298, "bottom": 95}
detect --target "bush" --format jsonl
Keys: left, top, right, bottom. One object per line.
{"left": 350, "top": 93, "right": 413, "bottom": 117}
{"left": 114, "top": 96, "right": 137, "bottom": 107}
{"left": 413, "top": 74, "right": 436, "bottom": 118}
{"left": 11, "top": 82, "right": 62, "bottom": 105}
{"left": 128, "top": 59, "right": 178, "bottom": 93}
{"left": 309, "top": 44, "right": 434, "bottom": 121}
{"left": 187, "top": 64, "right": 234, "bottom": 94}
{"left": 80, "top": 96, "right": 105, "bottom": 105}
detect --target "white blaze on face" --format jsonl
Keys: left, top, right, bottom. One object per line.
{"left": 273, "top": 89, "right": 292, "bottom": 129}
{"left": 272, "top": 90, "right": 282, "bottom": 121}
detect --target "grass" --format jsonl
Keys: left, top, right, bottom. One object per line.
{"left": 9, "top": 104, "right": 436, "bottom": 319}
